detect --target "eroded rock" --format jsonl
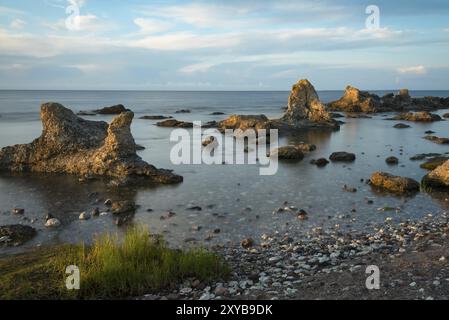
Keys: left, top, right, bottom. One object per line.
{"left": 0, "top": 103, "right": 183, "bottom": 186}
{"left": 156, "top": 119, "right": 193, "bottom": 128}
{"left": 370, "top": 172, "right": 420, "bottom": 194}
{"left": 95, "top": 104, "right": 128, "bottom": 115}
{"left": 422, "top": 159, "right": 449, "bottom": 189}
{"left": 329, "top": 152, "right": 356, "bottom": 162}
{"left": 271, "top": 146, "right": 304, "bottom": 160}
{"left": 389, "top": 112, "right": 442, "bottom": 122}
{"left": 328, "top": 86, "right": 381, "bottom": 113}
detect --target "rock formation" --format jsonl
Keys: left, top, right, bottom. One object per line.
{"left": 328, "top": 86, "right": 382, "bottom": 113}
{"left": 422, "top": 159, "right": 449, "bottom": 190}
{"left": 370, "top": 172, "right": 420, "bottom": 194}
{"left": 329, "top": 152, "right": 356, "bottom": 162}
{"left": 271, "top": 146, "right": 305, "bottom": 160}
{"left": 219, "top": 115, "right": 271, "bottom": 131}
{"left": 0, "top": 103, "right": 183, "bottom": 186}
{"left": 388, "top": 112, "right": 442, "bottom": 122}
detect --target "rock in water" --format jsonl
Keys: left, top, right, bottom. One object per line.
{"left": 370, "top": 172, "right": 420, "bottom": 194}
{"left": 219, "top": 115, "right": 270, "bottom": 131}
{"left": 420, "top": 157, "right": 449, "bottom": 170}
{"left": 329, "top": 152, "right": 356, "bottom": 162}
{"left": 422, "top": 159, "right": 449, "bottom": 189}
{"left": 389, "top": 112, "right": 442, "bottom": 122}
{"left": 0, "top": 225, "right": 37, "bottom": 246}
{"left": 0, "top": 103, "right": 183, "bottom": 186}
{"left": 271, "top": 146, "right": 304, "bottom": 160}
{"left": 95, "top": 104, "right": 128, "bottom": 115}
{"left": 328, "top": 86, "right": 381, "bottom": 113}
{"left": 45, "top": 218, "right": 61, "bottom": 227}
{"left": 283, "top": 79, "right": 333, "bottom": 123}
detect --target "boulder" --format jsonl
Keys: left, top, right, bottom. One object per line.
{"left": 95, "top": 104, "right": 128, "bottom": 115}
{"left": 0, "top": 103, "right": 183, "bottom": 186}
{"left": 329, "top": 152, "right": 356, "bottom": 162}
{"left": 393, "top": 123, "right": 411, "bottom": 129}
{"left": 295, "top": 143, "right": 317, "bottom": 153}
{"left": 0, "top": 225, "right": 37, "bottom": 246}
{"left": 218, "top": 115, "right": 270, "bottom": 131}
{"left": 271, "top": 146, "right": 304, "bottom": 160}
{"left": 328, "top": 86, "right": 381, "bottom": 113}
{"left": 386, "top": 156, "right": 399, "bottom": 165}
{"left": 111, "top": 200, "right": 137, "bottom": 215}
{"left": 389, "top": 112, "right": 441, "bottom": 122}
{"left": 156, "top": 119, "right": 193, "bottom": 128}
{"left": 422, "top": 159, "right": 449, "bottom": 189}
{"left": 370, "top": 172, "right": 420, "bottom": 194}
{"left": 310, "top": 158, "right": 329, "bottom": 167}
{"left": 420, "top": 157, "right": 449, "bottom": 171}
{"left": 283, "top": 79, "right": 333, "bottom": 123}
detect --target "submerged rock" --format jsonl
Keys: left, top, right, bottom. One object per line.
{"left": 388, "top": 112, "right": 442, "bottom": 122}
{"left": 310, "top": 158, "right": 329, "bottom": 167}
{"left": 420, "top": 157, "right": 449, "bottom": 170}
{"left": 393, "top": 123, "right": 411, "bottom": 129}
{"left": 386, "top": 156, "right": 399, "bottom": 165}
{"left": 423, "top": 136, "right": 449, "bottom": 145}
{"left": 139, "top": 115, "right": 173, "bottom": 120}
{"left": 422, "top": 159, "right": 449, "bottom": 189}
{"left": 271, "top": 146, "right": 304, "bottom": 160}
{"left": 370, "top": 172, "right": 420, "bottom": 194}
{"left": 0, "top": 103, "right": 183, "bottom": 186}
{"left": 328, "top": 86, "right": 381, "bottom": 113}
{"left": 329, "top": 152, "right": 356, "bottom": 162}
{"left": 0, "top": 225, "right": 37, "bottom": 246}
{"left": 111, "top": 201, "right": 137, "bottom": 215}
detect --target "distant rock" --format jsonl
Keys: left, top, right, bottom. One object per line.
{"left": 175, "top": 109, "right": 191, "bottom": 114}
{"left": 77, "top": 111, "right": 97, "bottom": 116}
{"left": 271, "top": 146, "right": 304, "bottom": 160}
{"left": 45, "top": 218, "right": 61, "bottom": 228}
{"left": 386, "top": 156, "right": 399, "bottom": 165}
{"left": 219, "top": 115, "right": 270, "bottom": 131}
{"left": 410, "top": 153, "right": 442, "bottom": 161}
{"left": 329, "top": 152, "right": 356, "bottom": 162}
{"left": 393, "top": 123, "right": 411, "bottom": 129}
{"left": 139, "top": 115, "right": 173, "bottom": 120}
{"left": 422, "top": 159, "right": 449, "bottom": 189}
{"left": 295, "top": 142, "right": 317, "bottom": 153}
{"left": 310, "top": 158, "right": 329, "bottom": 167}
{"left": 443, "top": 113, "right": 449, "bottom": 119}
{"left": 370, "top": 172, "right": 420, "bottom": 194}
{"left": 111, "top": 201, "right": 137, "bottom": 215}
{"left": 0, "top": 225, "right": 37, "bottom": 246}
{"left": 95, "top": 104, "right": 129, "bottom": 115}
{"left": 0, "top": 103, "right": 183, "bottom": 186}
{"left": 156, "top": 119, "right": 193, "bottom": 128}
{"left": 388, "top": 112, "right": 442, "bottom": 122}
{"left": 424, "top": 135, "right": 449, "bottom": 145}
{"left": 328, "top": 86, "right": 381, "bottom": 113}
{"left": 420, "top": 157, "right": 449, "bottom": 170}
{"left": 210, "top": 112, "right": 225, "bottom": 115}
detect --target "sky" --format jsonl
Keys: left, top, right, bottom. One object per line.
{"left": 0, "top": 0, "right": 449, "bottom": 90}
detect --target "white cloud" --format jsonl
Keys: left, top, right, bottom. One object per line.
{"left": 133, "top": 18, "right": 172, "bottom": 34}
{"left": 397, "top": 65, "right": 427, "bottom": 75}
{"left": 10, "top": 19, "right": 26, "bottom": 29}
{"left": 0, "top": 63, "right": 28, "bottom": 71}
{"left": 0, "top": 5, "right": 24, "bottom": 15}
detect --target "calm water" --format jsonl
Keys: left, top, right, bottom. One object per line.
{"left": 1, "top": 90, "right": 449, "bottom": 253}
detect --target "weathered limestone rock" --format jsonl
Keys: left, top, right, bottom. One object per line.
{"left": 422, "top": 159, "right": 449, "bottom": 189}
{"left": 0, "top": 103, "right": 183, "bottom": 185}
{"left": 370, "top": 172, "right": 420, "bottom": 194}
{"left": 0, "top": 225, "right": 37, "bottom": 247}
{"left": 328, "top": 86, "right": 381, "bottom": 113}
{"left": 283, "top": 79, "right": 333, "bottom": 123}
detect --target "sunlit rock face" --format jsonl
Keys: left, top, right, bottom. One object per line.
{"left": 0, "top": 102, "right": 183, "bottom": 185}
{"left": 328, "top": 85, "right": 382, "bottom": 113}
{"left": 422, "top": 159, "right": 449, "bottom": 190}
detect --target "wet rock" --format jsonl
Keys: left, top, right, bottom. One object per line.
{"left": 388, "top": 112, "right": 442, "bottom": 122}
{"left": 297, "top": 210, "right": 308, "bottom": 220}
{"left": 410, "top": 153, "right": 442, "bottom": 161}
{"left": 95, "top": 104, "right": 128, "bottom": 115}
{"left": 156, "top": 119, "right": 193, "bottom": 128}
{"left": 139, "top": 115, "right": 172, "bottom": 120}
{"left": 219, "top": 115, "right": 270, "bottom": 131}
{"left": 210, "top": 112, "right": 225, "bottom": 115}
{"left": 175, "top": 109, "right": 191, "bottom": 114}
{"left": 443, "top": 113, "right": 449, "bottom": 119}
{"left": 310, "top": 158, "right": 329, "bottom": 167}
{"left": 422, "top": 159, "right": 449, "bottom": 190}
{"left": 79, "top": 212, "right": 91, "bottom": 220}
{"left": 271, "top": 146, "right": 304, "bottom": 160}
{"left": 329, "top": 152, "right": 356, "bottom": 162}
{"left": 0, "top": 225, "right": 37, "bottom": 246}
{"left": 425, "top": 130, "right": 436, "bottom": 135}
{"left": 12, "top": 208, "right": 25, "bottom": 215}
{"left": 295, "top": 143, "right": 317, "bottom": 153}
{"left": 92, "top": 208, "right": 100, "bottom": 217}
{"left": 187, "top": 206, "right": 202, "bottom": 211}
{"left": 370, "top": 172, "right": 420, "bottom": 194}
{"left": 111, "top": 201, "right": 136, "bottom": 215}
{"left": 423, "top": 136, "right": 449, "bottom": 145}
{"left": 331, "top": 113, "right": 344, "bottom": 118}
{"left": 328, "top": 86, "right": 381, "bottom": 113}
{"left": 241, "top": 238, "right": 254, "bottom": 249}
{"left": 45, "top": 218, "right": 61, "bottom": 228}
{"left": 420, "top": 157, "right": 449, "bottom": 170}
{"left": 135, "top": 144, "right": 146, "bottom": 151}
{"left": 77, "top": 111, "right": 97, "bottom": 116}
{"left": 386, "top": 156, "right": 399, "bottom": 165}
{"left": 394, "top": 123, "right": 411, "bottom": 129}
{"left": 0, "top": 103, "right": 183, "bottom": 185}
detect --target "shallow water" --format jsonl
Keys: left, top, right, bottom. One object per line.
{"left": 1, "top": 90, "right": 449, "bottom": 253}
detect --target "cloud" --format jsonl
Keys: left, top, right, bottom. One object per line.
{"left": 397, "top": 65, "right": 427, "bottom": 75}
{"left": 10, "top": 19, "right": 26, "bottom": 29}
{"left": 0, "top": 5, "right": 24, "bottom": 15}
{"left": 133, "top": 18, "right": 173, "bottom": 34}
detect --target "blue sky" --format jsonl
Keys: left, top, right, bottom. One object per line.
{"left": 0, "top": 0, "right": 449, "bottom": 90}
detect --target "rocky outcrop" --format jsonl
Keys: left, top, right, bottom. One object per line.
{"left": 388, "top": 112, "right": 442, "bottom": 122}
{"left": 156, "top": 119, "right": 194, "bottom": 128}
{"left": 423, "top": 136, "right": 449, "bottom": 145}
{"left": 329, "top": 152, "right": 356, "bottom": 162}
{"left": 95, "top": 104, "right": 129, "bottom": 115}
{"left": 283, "top": 79, "right": 333, "bottom": 123}
{"left": 370, "top": 172, "right": 420, "bottom": 194}
{"left": 271, "top": 146, "right": 304, "bottom": 160}
{"left": 328, "top": 86, "right": 382, "bottom": 113}
{"left": 422, "top": 159, "right": 449, "bottom": 190}
{"left": 0, "top": 103, "right": 183, "bottom": 186}
{"left": 0, "top": 225, "right": 37, "bottom": 247}
{"left": 218, "top": 79, "right": 339, "bottom": 132}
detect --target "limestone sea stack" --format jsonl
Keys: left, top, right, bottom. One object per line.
{"left": 0, "top": 103, "right": 183, "bottom": 186}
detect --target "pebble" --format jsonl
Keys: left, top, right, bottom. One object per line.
{"left": 45, "top": 218, "right": 61, "bottom": 227}
{"left": 79, "top": 212, "right": 91, "bottom": 220}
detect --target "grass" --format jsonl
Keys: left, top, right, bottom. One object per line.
{"left": 0, "top": 227, "right": 230, "bottom": 299}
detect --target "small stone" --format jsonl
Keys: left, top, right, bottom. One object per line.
{"left": 79, "top": 212, "right": 91, "bottom": 220}
{"left": 45, "top": 218, "right": 61, "bottom": 228}
{"left": 104, "top": 199, "right": 112, "bottom": 206}
{"left": 12, "top": 208, "right": 25, "bottom": 215}
{"left": 241, "top": 238, "right": 254, "bottom": 249}
{"left": 297, "top": 210, "right": 308, "bottom": 220}
{"left": 409, "top": 282, "right": 417, "bottom": 287}
{"left": 92, "top": 208, "right": 100, "bottom": 216}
